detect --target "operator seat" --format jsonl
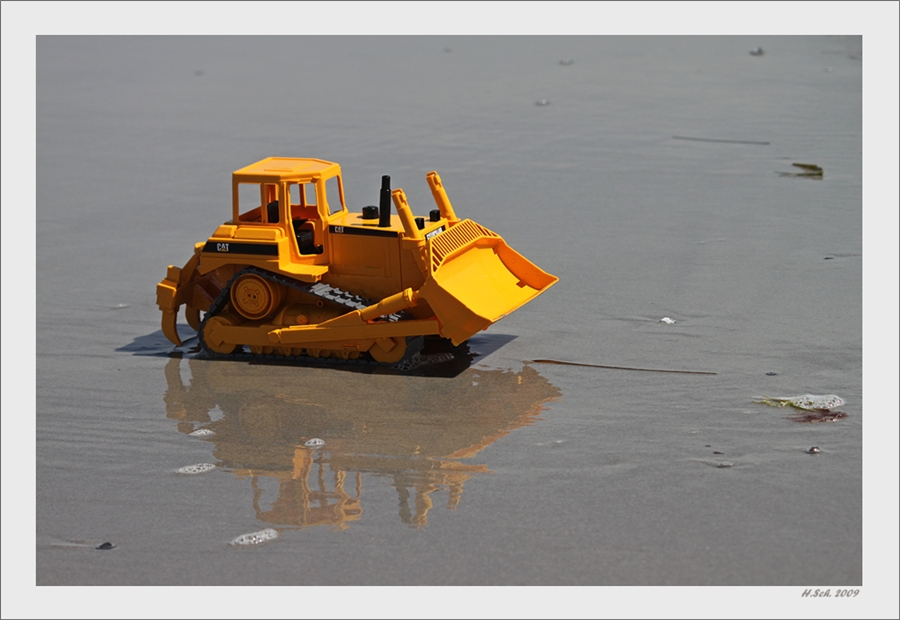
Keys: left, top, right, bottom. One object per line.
{"left": 293, "top": 218, "right": 323, "bottom": 255}
{"left": 266, "top": 200, "right": 280, "bottom": 223}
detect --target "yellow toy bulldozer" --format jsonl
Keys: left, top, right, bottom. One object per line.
{"left": 156, "top": 157, "right": 557, "bottom": 366}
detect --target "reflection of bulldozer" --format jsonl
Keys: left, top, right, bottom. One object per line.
{"left": 164, "top": 357, "right": 561, "bottom": 528}
{"left": 157, "top": 158, "right": 557, "bottom": 366}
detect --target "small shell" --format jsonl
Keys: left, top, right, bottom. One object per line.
{"left": 757, "top": 394, "right": 845, "bottom": 411}
{"left": 304, "top": 438, "right": 325, "bottom": 448}
{"left": 807, "top": 446, "right": 821, "bottom": 454}
{"left": 659, "top": 317, "right": 676, "bottom": 324}
{"left": 177, "top": 463, "right": 216, "bottom": 475}
{"left": 188, "top": 428, "right": 215, "bottom": 437}
{"left": 229, "top": 528, "right": 279, "bottom": 546}
{"left": 717, "top": 461, "right": 734, "bottom": 468}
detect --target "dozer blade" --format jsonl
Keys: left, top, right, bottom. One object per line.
{"left": 419, "top": 219, "right": 558, "bottom": 345}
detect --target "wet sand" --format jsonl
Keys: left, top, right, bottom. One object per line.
{"left": 5, "top": 5, "right": 900, "bottom": 618}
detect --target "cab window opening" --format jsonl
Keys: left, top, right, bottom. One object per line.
{"left": 290, "top": 181, "right": 323, "bottom": 255}
{"left": 325, "top": 176, "right": 344, "bottom": 216}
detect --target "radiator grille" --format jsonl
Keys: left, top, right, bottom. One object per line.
{"left": 429, "top": 220, "right": 498, "bottom": 272}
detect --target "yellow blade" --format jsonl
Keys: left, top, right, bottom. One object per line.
{"left": 420, "top": 220, "right": 557, "bottom": 345}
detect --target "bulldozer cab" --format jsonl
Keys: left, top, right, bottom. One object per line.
{"left": 232, "top": 158, "right": 347, "bottom": 257}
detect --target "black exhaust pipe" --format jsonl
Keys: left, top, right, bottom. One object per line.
{"left": 378, "top": 175, "right": 392, "bottom": 227}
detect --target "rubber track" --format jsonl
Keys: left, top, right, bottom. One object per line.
{"left": 197, "top": 266, "right": 423, "bottom": 369}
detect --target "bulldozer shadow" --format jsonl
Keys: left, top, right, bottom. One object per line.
{"left": 119, "top": 328, "right": 517, "bottom": 379}
{"left": 117, "top": 326, "right": 200, "bottom": 357}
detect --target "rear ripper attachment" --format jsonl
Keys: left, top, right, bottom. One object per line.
{"left": 156, "top": 157, "right": 557, "bottom": 368}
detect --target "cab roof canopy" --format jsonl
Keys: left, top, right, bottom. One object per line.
{"left": 233, "top": 157, "right": 341, "bottom": 184}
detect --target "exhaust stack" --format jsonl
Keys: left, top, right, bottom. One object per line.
{"left": 378, "top": 175, "right": 392, "bottom": 227}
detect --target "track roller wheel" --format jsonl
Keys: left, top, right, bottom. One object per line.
{"left": 202, "top": 314, "right": 241, "bottom": 355}
{"left": 369, "top": 337, "right": 410, "bottom": 364}
{"left": 230, "top": 273, "right": 284, "bottom": 320}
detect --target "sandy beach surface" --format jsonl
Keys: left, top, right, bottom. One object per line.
{"left": 4, "top": 7, "right": 899, "bottom": 618}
